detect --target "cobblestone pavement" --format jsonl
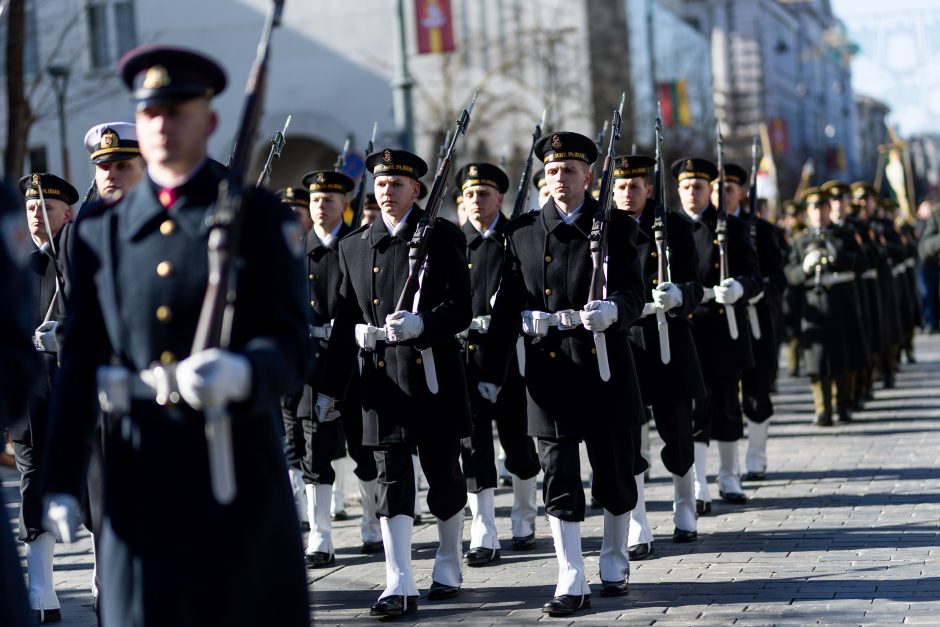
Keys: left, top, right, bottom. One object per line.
{"left": 5, "top": 334, "right": 940, "bottom": 625}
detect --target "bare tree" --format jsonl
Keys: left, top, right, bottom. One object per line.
{"left": 4, "top": 0, "right": 28, "bottom": 177}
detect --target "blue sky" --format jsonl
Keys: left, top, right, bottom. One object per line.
{"left": 831, "top": 0, "right": 940, "bottom": 136}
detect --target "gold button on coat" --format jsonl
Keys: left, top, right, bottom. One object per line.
{"left": 156, "top": 261, "right": 172, "bottom": 277}
{"left": 545, "top": 288, "right": 552, "bottom": 296}
{"left": 156, "top": 306, "right": 172, "bottom": 323}
{"left": 544, "top": 255, "right": 552, "bottom": 263}
{"left": 415, "top": 357, "right": 423, "bottom": 365}
{"left": 377, "top": 360, "right": 385, "bottom": 368}
{"left": 373, "top": 298, "right": 381, "bottom": 305}
{"left": 160, "top": 220, "right": 175, "bottom": 235}
{"left": 160, "top": 351, "right": 175, "bottom": 364}
{"left": 373, "top": 266, "right": 381, "bottom": 273}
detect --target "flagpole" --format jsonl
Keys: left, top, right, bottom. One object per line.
{"left": 393, "top": 0, "right": 415, "bottom": 152}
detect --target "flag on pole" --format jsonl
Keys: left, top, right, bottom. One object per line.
{"left": 415, "top": 0, "right": 455, "bottom": 54}
{"left": 756, "top": 121, "right": 779, "bottom": 220}
{"left": 657, "top": 81, "right": 691, "bottom": 127}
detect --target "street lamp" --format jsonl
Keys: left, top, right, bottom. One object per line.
{"left": 47, "top": 64, "right": 71, "bottom": 181}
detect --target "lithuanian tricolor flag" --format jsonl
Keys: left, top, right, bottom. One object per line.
{"left": 657, "top": 81, "right": 691, "bottom": 127}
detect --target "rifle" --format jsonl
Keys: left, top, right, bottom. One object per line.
{"left": 333, "top": 134, "right": 351, "bottom": 171}
{"left": 745, "top": 136, "right": 763, "bottom": 340}
{"left": 190, "top": 0, "right": 284, "bottom": 505}
{"left": 587, "top": 92, "right": 625, "bottom": 382}
{"left": 393, "top": 92, "right": 477, "bottom": 394}
{"left": 510, "top": 109, "right": 545, "bottom": 219}
{"left": 715, "top": 121, "right": 739, "bottom": 340}
{"left": 349, "top": 122, "right": 377, "bottom": 228}
{"left": 588, "top": 120, "right": 609, "bottom": 182}
{"left": 256, "top": 115, "right": 291, "bottom": 188}
{"left": 651, "top": 103, "right": 671, "bottom": 364}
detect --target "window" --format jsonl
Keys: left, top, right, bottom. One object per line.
{"left": 86, "top": 0, "right": 137, "bottom": 70}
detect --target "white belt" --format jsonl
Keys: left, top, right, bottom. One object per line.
{"left": 97, "top": 364, "right": 179, "bottom": 415}
{"left": 891, "top": 264, "right": 908, "bottom": 276}
{"left": 906, "top": 257, "right": 917, "bottom": 269}
{"left": 805, "top": 271, "right": 857, "bottom": 288}
{"left": 639, "top": 302, "right": 658, "bottom": 318}
{"left": 310, "top": 321, "right": 333, "bottom": 340}
{"left": 521, "top": 309, "right": 587, "bottom": 337}
{"left": 748, "top": 291, "right": 765, "bottom": 306}
{"left": 354, "top": 323, "right": 439, "bottom": 394}
{"left": 862, "top": 268, "right": 878, "bottom": 280}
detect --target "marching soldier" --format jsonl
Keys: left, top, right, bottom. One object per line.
{"left": 0, "top": 177, "right": 41, "bottom": 627}
{"left": 454, "top": 162, "right": 541, "bottom": 566}
{"left": 316, "top": 149, "right": 472, "bottom": 618}
{"left": 11, "top": 172, "right": 77, "bottom": 624}
{"left": 533, "top": 169, "right": 551, "bottom": 208}
{"left": 785, "top": 188, "right": 868, "bottom": 425}
{"left": 361, "top": 192, "right": 380, "bottom": 226}
{"left": 286, "top": 169, "right": 381, "bottom": 568}
{"left": 41, "top": 46, "right": 311, "bottom": 625}
{"left": 716, "top": 163, "right": 787, "bottom": 481}
{"left": 277, "top": 186, "right": 313, "bottom": 233}
{"left": 480, "top": 132, "right": 646, "bottom": 616}
{"left": 611, "top": 155, "right": 706, "bottom": 558}
{"left": 673, "top": 158, "right": 762, "bottom": 513}
{"left": 84, "top": 122, "right": 145, "bottom": 203}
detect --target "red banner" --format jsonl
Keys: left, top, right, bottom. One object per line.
{"left": 768, "top": 117, "right": 789, "bottom": 154}
{"left": 415, "top": 0, "right": 455, "bottom": 54}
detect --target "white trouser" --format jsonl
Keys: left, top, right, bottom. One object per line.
{"left": 412, "top": 455, "right": 424, "bottom": 517}
{"left": 468, "top": 489, "right": 499, "bottom": 550}
{"left": 600, "top": 510, "right": 631, "bottom": 583}
{"left": 359, "top": 478, "right": 382, "bottom": 543}
{"left": 306, "top": 483, "right": 333, "bottom": 554}
{"left": 331, "top": 457, "right": 347, "bottom": 515}
{"left": 673, "top": 468, "right": 697, "bottom": 531}
{"left": 288, "top": 468, "right": 308, "bottom": 524}
{"left": 26, "top": 532, "right": 60, "bottom": 612}
{"left": 628, "top": 473, "right": 653, "bottom": 547}
{"left": 693, "top": 441, "right": 712, "bottom": 503}
{"left": 548, "top": 515, "right": 590, "bottom": 597}
{"left": 432, "top": 511, "right": 464, "bottom": 587}
{"left": 379, "top": 515, "right": 418, "bottom": 599}
{"left": 511, "top": 474, "right": 538, "bottom": 538}
{"left": 717, "top": 440, "right": 744, "bottom": 494}
{"left": 745, "top": 418, "right": 770, "bottom": 474}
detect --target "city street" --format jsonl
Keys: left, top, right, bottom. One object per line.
{"left": 5, "top": 334, "right": 940, "bottom": 625}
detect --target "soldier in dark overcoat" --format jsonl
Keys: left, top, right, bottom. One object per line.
{"left": 40, "top": 46, "right": 311, "bottom": 627}
{"left": 717, "top": 163, "right": 787, "bottom": 481}
{"left": 479, "top": 132, "right": 646, "bottom": 616}
{"left": 454, "top": 162, "right": 540, "bottom": 566}
{"left": 610, "top": 154, "right": 705, "bottom": 558}
{"left": 785, "top": 188, "right": 869, "bottom": 426}
{"left": 12, "top": 172, "right": 77, "bottom": 623}
{"left": 316, "top": 148, "right": 472, "bottom": 618}
{"left": 673, "top": 158, "right": 762, "bottom": 514}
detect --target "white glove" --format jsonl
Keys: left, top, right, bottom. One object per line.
{"left": 33, "top": 320, "right": 59, "bottom": 353}
{"left": 43, "top": 494, "right": 79, "bottom": 543}
{"left": 652, "top": 282, "right": 683, "bottom": 311}
{"left": 581, "top": 300, "right": 619, "bottom": 333}
{"left": 176, "top": 348, "right": 252, "bottom": 410}
{"left": 802, "top": 249, "right": 825, "bottom": 274}
{"left": 478, "top": 382, "right": 500, "bottom": 404}
{"left": 385, "top": 311, "right": 424, "bottom": 343}
{"left": 714, "top": 278, "right": 744, "bottom": 305}
{"left": 314, "top": 393, "right": 341, "bottom": 422}
{"left": 702, "top": 286, "right": 715, "bottom": 303}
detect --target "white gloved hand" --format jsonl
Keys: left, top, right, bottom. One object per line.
{"left": 478, "top": 382, "right": 500, "bottom": 404}
{"left": 714, "top": 278, "right": 744, "bottom": 305}
{"left": 385, "top": 311, "right": 424, "bottom": 343}
{"left": 176, "top": 348, "right": 251, "bottom": 410}
{"left": 314, "top": 393, "right": 341, "bottom": 422}
{"left": 43, "top": 494, "right": 79, "bottom": 543}
{"left": 581, "top": 300, "right": 619, "bottom": 333}
{"left": 652, "top": 282, "right": 683, "bottom": 311}
{"left": 33, "top": 320, "right": 59, "bottom": 353}
{"left": 802, "top": 249, "right": 825, "bottom": 274}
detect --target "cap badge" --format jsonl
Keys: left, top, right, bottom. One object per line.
{"left": 143, "top": 65, "right": 171, "bottom": 90}
{"left": 31, "top": 174, "right": 40, "bottom": 186}
{"left": 551, "top": 135, "right": 562, "bottom": 150}
{"left": 316, "top": 172, "right": 326, "bottom": 183}
{"left": 285, "top": 187, "right": 294, "bottom": 197}
{"left": 101, "top": 130, "right": 117, "bottom": 148}
{"left": 468, "top": 165, "right": 478, "bottom": 177}
{"left": 685, "top": 160, "right": 694, "bottom": 169}
{"left": 383, "top": 149, "right": 393, "bottom": 163}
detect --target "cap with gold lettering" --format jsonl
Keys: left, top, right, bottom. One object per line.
{"left": 722, "top": 163, "right": 748, "bottom": 186}
{"left": 671, "top": 158, "right": 718, "bottom": 182}
{"left": 534, "top": 132, "right": 598, "bottom": 165}
{"left": 455, "top": 162, "right": 509, "bottom": 194}
{"left": 119, "top": 45, "right": 227, "bottom": 107}
{"left": 301, "top": 170, "right": 355, "bottom": 195}
{"left": 532, "top": 169, "right": 546, "bottom": 191}
{"left": 821, "top": 180, "right": 851, "bottom": 197}
{"left": 800, "top": 186, "right": 829, "bottom": 205}
{"left": 84, "top": 122, "right": 140, "bottom": 164}
{"left": 365, "top": 149, "right": 428, "bottom": 180}
{"left": 276, "top": 187, "right": 310, "bottom": 209}
{"left": 613, "top": 155, "right": 655, "bottom": 179}
{"left": 850, "top": 181, "right": 878, "bottom": 200}
{"left": 18, "top": 173, "right": 79, "bottom": 205}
